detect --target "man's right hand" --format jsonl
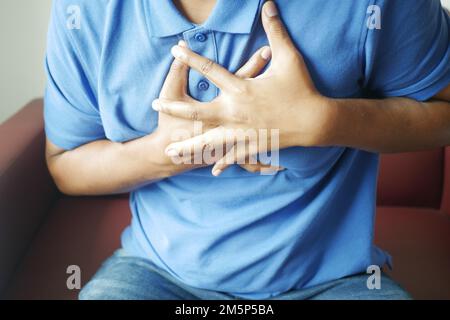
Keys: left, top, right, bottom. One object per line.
{"left": 45, "top": 42, "right": 279, "bottom": 196}
{"left": 152, "top": 40, "right": 282, "bottom": 176}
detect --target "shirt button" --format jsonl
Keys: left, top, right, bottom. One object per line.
{"left": 194, "top": 33, "right": 207, "bottom": 42}
{"left": 198, "top": 80, "right": 210, "bottom": 91}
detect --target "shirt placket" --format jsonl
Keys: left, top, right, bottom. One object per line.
{"left": 183, "top": 28, "right": 219, "bottom": 102}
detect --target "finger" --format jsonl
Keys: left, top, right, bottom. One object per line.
{"left": 160, "top": 40, "right": 189, "bottom": 99}
{"left": 165, "top": 127, "right": 230, "bottom": 158}
{"left": 217, "top": 153, "right": 257, "bottom": 175}
{"left": 171, "top": 45, "right": 242, "bottom": 92}
{"left": 216, "top": 154, "right": 285, "bottom": 176}
{"left": 152, "top": 99, "right": 222, "bottom": 123}
{"left": 212, "top": 137, "right": 258, "bottom": 176}
{"left": 235, "top": 46, "right": 272, "bottom": 79}
{"left": 239, "top": 163, "right": 285, "bottom": 174}
{"left": 261, "top": 1, "right": 297, "bottom": 62}
{"left": 211, "top": 143, "right": 254, "bottom": 177}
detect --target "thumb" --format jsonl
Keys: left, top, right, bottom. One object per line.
{"left": 261, "top": 1, "right": 296, "bottom": 63}
{"left": 159, "top": 40, "right": 189, "bottom": 99}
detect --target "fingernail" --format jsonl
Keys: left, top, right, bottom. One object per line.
{"left": 152, "top": 100, "right": 161, "bottom": 111}
{"left": 171, "top": 45, "right": 186, "bottom": 60}
{"left": 261, "top": 47, "right": 272, "bottom": 60}
{"left": 265, "top": 1, "right": 278, "bottom": 17}
{"left": 212, "top": 169, "right": 222, "bottom": 177}
{"left": 178, "top": 40, "right": 187, "bottom": 47}
{"left": 166, "top": 149, "right": 179, "bottom": 157}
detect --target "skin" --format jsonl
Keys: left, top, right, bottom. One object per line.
{"left": 46, "top": 41, "right": 275, "bottom": 195}
{"left": 46, "top": 0, "right": 450, "bottom": 194}
{"left": 154, "top": 1, "right": 450, "bottom": 176}
{"left": 46, "top": 0, "right": 252, "bottom": 196}
{"left": 173, "top": 0, "right": 217, "bottom": 24}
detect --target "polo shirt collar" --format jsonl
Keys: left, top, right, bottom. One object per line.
{"left": 146, "top": 0, "right": 263, "bottom": 38}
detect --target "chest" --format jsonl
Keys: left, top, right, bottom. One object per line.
{"left": 95, "top": 1, "right": 366, "bottom": 172}
{"left": 173, "top": 0, "right": 217, "bottom": 25}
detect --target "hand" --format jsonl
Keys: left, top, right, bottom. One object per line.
{"left": 152, "top": 1, "right": 334, "bottom": 176}
{"left": 153, "top": 40, "right": 283, "bottom": 175}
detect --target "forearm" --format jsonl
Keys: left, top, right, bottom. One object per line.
{"left": 47, "top": 133, "right": 174, "bottom": 196}
{"left": 325, "top": 97, "right": 450, "bottom": 153}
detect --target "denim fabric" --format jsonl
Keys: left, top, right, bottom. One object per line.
{"left": 79, "top": 250, "right": 411, "bottom": 300}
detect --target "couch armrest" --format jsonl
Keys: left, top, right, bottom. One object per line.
{"left": 0, "top": 99, "right": 59, "bottom": 294}
{"left": 442, "top": 147, "right": 450, "bottom": 215}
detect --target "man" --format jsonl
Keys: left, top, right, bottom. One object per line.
{"left": 44, "top": 0, "right": 449, "bottom": 299}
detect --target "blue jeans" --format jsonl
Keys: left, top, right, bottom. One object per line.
{"left": 79, "top": 249, "right": 411, "bottom": 300}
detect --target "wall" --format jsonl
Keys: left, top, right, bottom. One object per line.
{"left": 443, "top": 0, "right": 450, "bottom": 9}
{"left": 0, "top": 0, "right": 52, "bottom": 124}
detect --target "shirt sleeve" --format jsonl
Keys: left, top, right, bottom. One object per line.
{"left": 44, "top": 1, "right": 105, "bottom": 150}
{"left": 363, "top": 0, "right": 450, "bottom": 101}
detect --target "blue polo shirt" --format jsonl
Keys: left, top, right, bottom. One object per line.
{"left": 44, "top": 0, "right": 450, "bottom": 299}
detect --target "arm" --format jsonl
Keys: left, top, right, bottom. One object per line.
{"left": 327, "top": 86, "right": 450, "bottom": 153}
{"left": 47, "top": 44, "right": 274, "bottom": 195}
{"left": 329, "top": 1, "right": 450, "bottom": 153}
{"left": 45, "top": 51, "right": 199, "bottom": 196}
{"left": 46, "top": 134, "right": 173, "bottom": 196}
{"left": 153, "top": 1, "right": 450, "bottom": 175}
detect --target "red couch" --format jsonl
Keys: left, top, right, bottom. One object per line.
{"left": 1, "top": 100, "right": 449, "bottom": 300}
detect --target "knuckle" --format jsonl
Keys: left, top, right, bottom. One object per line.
{"left": 158, "top": 104, "right": 167, "bottom": 114}
{"left": 170, "top": 61, "right": 183, "bottom": 72}
{"left": 189, "top": 109, "right": 199, "bottom": 121}
{"left": 200, "top": 59, "right": 215, "bottom": 75}
{"left": 228, "top": 109, "right": 249, "bottom": 124}
{"left": 230, "top": 81, "right": 249, "bottom": 95}
{"left": 269, "top": 21, "right": 287, "bottom": 38}
{"left": 244, "top": 63, "right": 259, "bottom": 78}
{"left": 235, "top": 67, "right": 250, "bottom": 79}
{"left": 246, "top": 56, "right": 259, "bottom": 69}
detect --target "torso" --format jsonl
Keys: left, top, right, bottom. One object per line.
{"left": 173, "top": 0, "right": 217, "bottom": 24}
{"left": 63, "top": 0, "right": 389, "bottom": 298}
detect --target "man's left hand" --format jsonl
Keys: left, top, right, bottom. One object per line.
{"left": 152, "top": 1, "right": 334, "bottom": 176}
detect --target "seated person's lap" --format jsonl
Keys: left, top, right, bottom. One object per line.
{"left": 79, "top": 250, "right": 411, "bottom": 300}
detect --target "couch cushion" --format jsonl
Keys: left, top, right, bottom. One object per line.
{"left": 375, "top": 206, "right": 450, "bottom": 299}
{"left": 441, "top": 147, "right": 450, "bottom": 215}
{"left": 5, "top": 196, "right": 131, "bottom": 300}
{"left": 377, "top": 150, "right": 444, "bottom": 208}
{"left": 7, "top": 198, "right": 450, "bottom": 300}
{"left": 0, "top": 100, "right": 59, "bottom": 293}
